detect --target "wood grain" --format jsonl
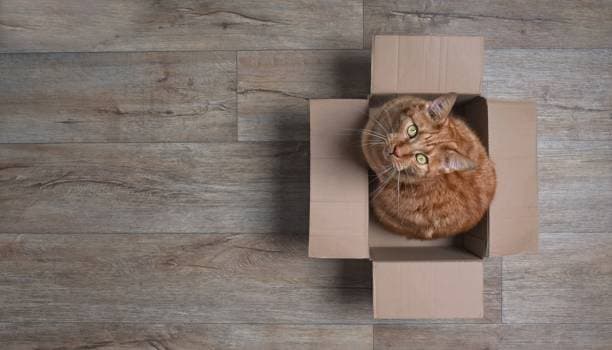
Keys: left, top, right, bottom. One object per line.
{"left": 503, "top": 232, "right": 612, "bottom": 323}
{"left": 484, "top": 49, "right": 612, "bottom": 142}
{"left": 374, "top": 324, "right": 612, "bottom": 350}
{"left": 237, "top": 50, "right": 370, "bottom": 141}
{"left": 237, "top": 49, "right": 611, "bottom": 142}
{"left": 500, "top": 324, "right": 612, "bottom": 350}
{"left": 0, "top": 233, "right": 372, "bottom": 323}
{"left": 364, "top": 0, "right": 612, "bottom": 48}
{"left": 483, "top": 257, "right": 502, "bottom": 324}
{"left": 375, "top": 324, "right": 501, "bottom": 350}
{"left": 0, "top": 233, "right": 503, "bottom": 325}
{"left": 1, "top": 2, "right": 611, "bottom": 345}
{"left": 0, "top": 0, "right": 363, "bottom": 52}
{"left": 0, "top": 143, "right": 308, "bottom": 234}
{"left": 538, "top": 141, "right": 612, "bottom": 233}
{"left": 481, "top": 50, "right": 610, "bottom": 234}
{"left": 0, "top": 51, "right": 236, "bottom": 143}
{"left": 0, "top": 323, "right": 373, "bottom": 350}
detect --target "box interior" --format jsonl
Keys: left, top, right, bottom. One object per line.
{"left": 367, "top": 94, "right": 490, "bottom": 260}
{"left": 309, "top": 94, "right": 538, "bottom": 261}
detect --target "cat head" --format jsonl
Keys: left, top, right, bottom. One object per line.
{"left": 362, "top": 93, "right": 476, "bottom": 183}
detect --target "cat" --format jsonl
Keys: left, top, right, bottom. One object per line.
{"left": 361, "top": 93, "right": 496, "bottom": 240}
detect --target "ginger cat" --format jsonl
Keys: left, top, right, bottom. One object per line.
{"left": 361, "top": 94, "right": 496, "bottom": 240}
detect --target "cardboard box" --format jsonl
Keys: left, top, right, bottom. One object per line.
{"left": 309, "top": 36, "right": 538, "bottom": 319}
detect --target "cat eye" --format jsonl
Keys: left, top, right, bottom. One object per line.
{"left": 415, "top": 153, "right": 428, "bottom": 165}
{"left": 407, "top": 124, "right": 418, "bottom": 138}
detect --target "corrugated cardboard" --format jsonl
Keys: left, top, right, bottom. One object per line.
{"left": 373, "top": 259, "right": 483, "bottom": 319}
{"left": 486, "top": 100, "right": 539, "bottom": 255}
{"left": 309, "top": 99, "right": 369, "bottom": 258}
{"left": 371, "top": 36, "right": 484, "bottom": 95}
{"left": 308, "top": 35, "right": 538, "bottom": 319}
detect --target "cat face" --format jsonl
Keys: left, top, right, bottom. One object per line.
{"left": 363, "top": 94, "right": 475, "bottom": 183}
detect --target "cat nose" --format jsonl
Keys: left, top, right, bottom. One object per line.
{"left": 392, "top": 145, "right": 402, "bottom": 157}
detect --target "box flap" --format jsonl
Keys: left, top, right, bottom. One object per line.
{"left": 309, "top": 99, "right": 370, "bottom": 258}
{"left": 373, "top": 259, "right": 483, "bottom": 319}
{"left": 486, "top": 100, "right": 539, "bottom": 256}
{"left": 371, "top": 35, "right": 483, "bottom": 95}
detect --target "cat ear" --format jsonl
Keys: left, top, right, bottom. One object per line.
{"left": 441, "top": 150, "right": 476, "bottom": 173}
{"left": 427, "top": 93, "right": 457, "bottom": 123}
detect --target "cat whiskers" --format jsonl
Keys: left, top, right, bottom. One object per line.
{"left": 358, "top": 110, "right": 391, "bottom": 134}
{"left": 360, "top": 130, "right": 387, "bottom": 141}
{"left": 362, "top": 141, "right": 386, "bottom": 149}
{"left": 360, "top": 127, "right": 386, "bottom": 137}
{"left": 340, "top": 128, "right": 387, "bottom": 142}
{"left": 371, "top": 168, "right": 397, "bottom": 201}
{"left": 384, "top": 116, "right": 395, "bottom": 133}
{"left": 369, "top": 166, "right": 393, "bottom": 186}
{"left": 373, "top": 117, "right": 390, "bottom": 135}
{"left": 397, "top": 169, "right": 401, "bottom": 217}
{"left": 362, "top": 139, "right": 386, "bottom": 145}
{"left": 380, "top": 106, "right": 397, "bottom": 130}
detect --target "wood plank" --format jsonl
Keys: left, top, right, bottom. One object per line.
{"left": 0, "top": 143, "right": 308, "bottom": 234}
{"left": 500, "top": 325, "right": 612, "bottom": 350}
{"left": 503, "top": 232, "right": 612, "bottom": 323}
{"left": 364, "top": 1, "right": 612, "bottom": 48}
{"left": 238, "top": 49, "right": 610, "bottom": 142}
{"left": 484, "top": 49, "right": 612, "bottom": 142}
{"left": 374, "top": 324, "right": 612, "bottom": 350}
{"left": 0, "top": 51, "right": 236, "bottom": 143}
{"left": 0, "top": 233, "right": 372, "bottom": 323}
{"left": 375, "top": 325, "right": 501, "bottom": 350}
{"left": 483, "top": 257, "right": 502, "bottom": 324}
{"left": 488, "top": 43, "right": 610, "bottom": 238}
{"left": 237, "top": 50, "right": 370, "bottom": 141}
{"left": 0, "top": 233, "right": 501, "bottom": 325}
{"left": 0, "top": 323, "right": 373, "bottom": 350}
{"left": 0, "top": 0, "right": 362, "bottom": 52}
{"left": 538, "top": 141, "right": 612, "bottom": 233}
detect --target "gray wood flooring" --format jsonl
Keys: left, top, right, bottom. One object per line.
{"left": 1, "top": 1, "right": 611, "bottom": 349}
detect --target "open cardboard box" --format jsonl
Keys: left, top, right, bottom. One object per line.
{"left": 309, "top": 36, "right": 539, "bottom": 319}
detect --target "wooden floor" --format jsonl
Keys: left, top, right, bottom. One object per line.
{"left": 1, "top": 1, "right": 611, "bottom": 349}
